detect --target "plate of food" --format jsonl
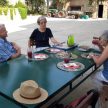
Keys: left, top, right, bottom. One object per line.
{"left": 77, "top": 45, "right": 90, "bottom": 52}
{"left": 81, "top": 53, "right": 91, "bottom": 59}
{"left": 69, "top": 53, "right": 78, "bottom": 60}
{"left": 33, "top": 53, "right": 48, "bottom": 60}
{"left": 57, "top": 61, "right": 85, "bottom": 72}
{"left": 45, "top": 48, "right": 63, "bottom": 53}
{"left": 56, "top": 51, "right": 70, "bottom": 59}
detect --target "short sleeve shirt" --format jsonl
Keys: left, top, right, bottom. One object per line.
{"left": 30, "top": 28, "right": 53, "bottom": 48}
{"left": 0, "top": 38, "right": 16, "bottom": 62}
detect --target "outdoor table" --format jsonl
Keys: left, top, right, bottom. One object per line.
{"left": 0, "top": 94, "right": 25, "bottom": 108}
{"left": 0, "top": 48, "right": 100, "bottom": 108}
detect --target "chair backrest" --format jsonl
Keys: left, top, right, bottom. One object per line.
{"left": 30, "top": 39, "right": 36, "bottom": 46}
{"left": 76, "top": 92, "right": 93, "bottom": 108}
{"left": 64, "top": 89, "right": 99, "bottom": 108}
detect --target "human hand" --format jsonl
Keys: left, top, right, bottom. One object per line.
{"left": 88, "top": 53, "right": 94, "bottom": 59}
{"left": 92, "top": 39, "right": 99, "bottom": 45}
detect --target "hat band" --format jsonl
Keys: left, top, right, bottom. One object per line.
{"left": 20, "top": 94, "right": 41, "bottom": 99}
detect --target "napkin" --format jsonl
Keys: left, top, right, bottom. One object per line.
{"left": 63, "top": 63, "right": 80, "bottom": 69}
{"left": 34, "top": 54, "right": 46, "bottom": 59}
{"left": 50, "top": 49, "right": 60, "bottom": 52}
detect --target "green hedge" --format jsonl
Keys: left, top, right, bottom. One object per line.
{"left": 0, "top": 7, "right": 2, "bottom": 15}
{"left": 10, "top": 8, "right": 13, "bottom": 20}
{"left": 18, "top": 7, "right": 27, "bottom": 19}
{"left": 3, "top": 7, "right": 8, "bottom": 16}
{"left": 0, "top": 7, "right": 27, "bottom": 20}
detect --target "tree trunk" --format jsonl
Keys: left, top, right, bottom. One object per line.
{"left": 46, "top": 0, "right": 49, "bottom": 14}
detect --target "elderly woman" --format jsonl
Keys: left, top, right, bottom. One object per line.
{"left": 0, "top": 24, "right": 21, "bottom": 62}
{"left": 91, "top": 31, "right": 108, "bottom": 83}
{"left": 28, "top": 16, "right": 60, "bottom": 48}
{"left": 90, "top": 30, "right": 108, "bottom": 108}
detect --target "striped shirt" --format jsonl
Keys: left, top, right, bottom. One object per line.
{"left": 0, "top": 38, "right": 16, "bottom": 62}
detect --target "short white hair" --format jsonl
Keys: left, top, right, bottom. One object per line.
{"left": 100, "top": 30, "right": 108, "bottom": 41}
{"left": 0, "top": 24, "right": 5, "bottom": 31}
{"left": 37, "top": 16, "right": 47, "bottom": 24}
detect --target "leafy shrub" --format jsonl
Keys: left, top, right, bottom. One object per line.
{"left": 18, "top": 7, "right": 27, "bottom": 19}
{"left": 15, "top": 1, "right": 26, "bottom": 8}
{"left": 3, "top": 7, "right": 8, "bottom": 16}
{"left": 0, "top": 0, "right": 9, "bottom": 7}
{"left": 0, "top": 7, "right": 2, "bottom": 15}
{"left": 10, "top": 8, "right": 14, "bottom": 20}
{"left": 13, "top": 8, "right": 16, "bottom": 15}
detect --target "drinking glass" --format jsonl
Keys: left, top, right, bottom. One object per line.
{"left": 92, "top": 37, "right": 99, "bottom": 50}
{"left": 64, "top": 58, "right": 70, "bottom": 63}
{"left": 27, "top": 47, "right": 33, "bottom": 59}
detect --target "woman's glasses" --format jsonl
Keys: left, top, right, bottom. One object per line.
{"left": 40, "top": 21, "right": 47, "bottom": 25}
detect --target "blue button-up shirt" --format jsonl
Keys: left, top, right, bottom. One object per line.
{"left": 0, "top": 38, "right": 16, "bottom": 62}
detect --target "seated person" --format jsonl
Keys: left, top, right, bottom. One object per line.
{"left": 0, "top": 24, "right": 21, "bottom": 63}
{"left": 90, "top": 31, "right": 108, "bottom": 107}
{"left": 28, "top": 16, "right": 61, "bottom": 48}
{"left": 90, "top": 31, "right": 108, "bottom": 84}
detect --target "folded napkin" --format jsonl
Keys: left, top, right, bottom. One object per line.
{"left": 34, "top": 54, "right": 46, "bottom": 59}
{"left": 50, "top": 49, "right": 60, "bottom": 52}
{"left": 63, "top": 63, "right": 80, "bottom": 69}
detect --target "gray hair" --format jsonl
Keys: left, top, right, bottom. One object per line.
{"left": 37, "top": 16, "right": 47, "bottom": 25}
{"left": 0, "top": 24, "right": 5, "bottom": 31}
{"left": 100, "top": 30, "right": 108, "bottom": 41}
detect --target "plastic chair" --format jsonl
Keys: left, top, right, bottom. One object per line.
{"left": 65, "top": 89, "right": 99, "bottom": 108}
{"left": 54, "top": 89, "right": 99, "bottom": 108}
{"left": 30, "top": 39, "right": 36, "bottom": 47}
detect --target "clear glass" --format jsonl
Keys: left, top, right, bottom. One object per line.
{"left": 27, "top": 47, "right": 33, "bottom": 59}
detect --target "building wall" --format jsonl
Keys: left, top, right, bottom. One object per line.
{"left": 64, "top": 0, "right": 108, "bottom": 18}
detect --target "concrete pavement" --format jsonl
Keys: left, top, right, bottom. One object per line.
{"left": 4, "top": 16, "right": 108, "bottom": 54}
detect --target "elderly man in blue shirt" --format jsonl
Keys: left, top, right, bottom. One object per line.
{"left": 0, "top": 24, "right": 21, "bottom": 62}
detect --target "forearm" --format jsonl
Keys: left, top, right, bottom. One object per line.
{"left": 11, "top": 51, "right": 21, "bottom": 59}
{"left": 97, "top": 44, "right": 104, "bottom": 51}
{"left": 51, "top": 37, "right": 60, "bottom": 45}
{"left": 11, "top": 42, "right": 21, "bottom": 58}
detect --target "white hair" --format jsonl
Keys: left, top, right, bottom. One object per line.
{"left": 100, "top": 30, "right": 108, "bottom": 41}
{"left": 37, "top": 16, "right": 47, "bottom": 24}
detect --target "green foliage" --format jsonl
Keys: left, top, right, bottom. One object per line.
{"left": 3, "top": 7, "right": 8, "bottom": 16}
{"left": 18, "top": 7, "right": 27, "bottom": 19}
{"left": 0, "top": 7, "right": 2, "bottom": 15}
{"left": 26, "top": 0, "right": 45, "bottom": 14}
{"left": 13, "top": 8, "right": 16, "bottom": 15}
{"left": 0, "top": 0, "right": 8, "bottom": 6}
{"left": 15, "top": 1, "right": 26, "bottom": 8}
{"left": 8, "top": 5, "right": 14, "bottom": 8}
{"left": 10, "top": 8, "right": 14, "bottom": 20}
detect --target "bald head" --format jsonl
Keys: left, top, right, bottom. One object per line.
{"left": 0, "top": 24, "right": 7, "bottom": 38}
{"left": 0, "top": 24, "right": 5, "bottom": 31}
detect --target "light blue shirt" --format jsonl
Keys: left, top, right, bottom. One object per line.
{"left": 0, "top": 38, "right": 16, "bottom": 62}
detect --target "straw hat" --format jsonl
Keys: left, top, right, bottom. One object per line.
{"left": 13, "top": 80, "right": 48, "bottom": 104}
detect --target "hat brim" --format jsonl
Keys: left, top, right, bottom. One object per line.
{"left": 13, "top": 88, "right": 48, "bottom": 104}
